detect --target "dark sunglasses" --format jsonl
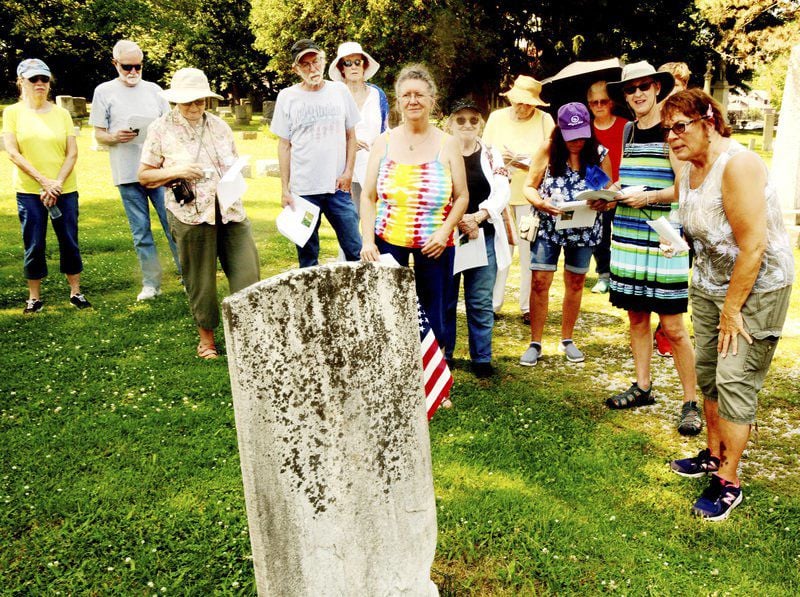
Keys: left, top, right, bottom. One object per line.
{"left": 341, "top": 58, "right": 363, "bottom": 67}
{"left": 622, "top": 80, "right": 654, "bottom": 95}
{"left": 180, "top": 99, "right": 206, "bottom": 107}
{"left": 28, "top": 75, "right": 50, "bottom": 84}
{"left": 119, "top": 63, "right": 143, "bottom": 72}
{"left": 661, "top": 115, "right": 709, "bottom": 137}
{"left": 455, "top": 116, "right": 480, "bottom": 125}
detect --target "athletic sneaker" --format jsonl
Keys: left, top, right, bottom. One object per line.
{"left": 677, "top": 401, "right": 703, "bottom": 436}
{"left": 591, "top": 277, "right": 609, "bottom": 294}
{"left": 519, "top": 342, "right": 541, "bottom": 367}
{"left": 23, "top": 298, "right": 44, "bottom": 314}
{"left": 669, "top": 448, "right": 720, "bottom": 478}
{"left": 69, "top": 294, "right": 92, "bottom": 309}
{"left": 137, "top": 285, "right": 162, "bottom": 301}
{"left": 692, "top": 474, "right": 743, "bottom": 521}
{"left": 654, "top": 325, "right": 673, "bottom": 358}
{"left": 559, "top": 340, "right": 585, "bottom": 363}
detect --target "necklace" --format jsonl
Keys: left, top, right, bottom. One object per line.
{"left": 405, "top": 125, "right": 433, "bottom": 151}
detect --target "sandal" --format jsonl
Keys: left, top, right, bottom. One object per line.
{"left": 606, "top": 382, "right": 654, "bottom": 409}
{"left": 197, "top": 343, "right": 218, "bottom": 360}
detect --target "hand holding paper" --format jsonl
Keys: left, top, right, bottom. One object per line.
{"left": 646, "top": 216, "right": 689, "bottom": 253}
{"left": 276, "top": 194, "right": 320, "bottom": 248}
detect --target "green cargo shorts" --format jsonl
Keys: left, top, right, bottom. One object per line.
{"left": 690, "top": 284, "right": 792, "bottom": 425}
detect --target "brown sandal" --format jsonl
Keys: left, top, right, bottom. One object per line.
{"left": 197, "top": 343, "right": 218, "bottom": 359}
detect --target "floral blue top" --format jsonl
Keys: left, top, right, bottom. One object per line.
{"left": 536, "top": 145, "right": 608, "bottom": 247}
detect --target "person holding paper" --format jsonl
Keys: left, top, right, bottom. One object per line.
{"left": 441, "top": 99, "right": 511, "bottom": 378}
{"left": 271, "top": 39, "right": 363, "bottom": 267}
{"left": 482, "top": 75, "right": 554, "bottom": 323}
{"left": 662, "top": 89, "right": 794, "bottom": 521}
{"left": 138, "top": 68, "right": 260, "bottom": 359}
{"left": 518, "top": 103, "right": 611, "bottom": 366}
{"left": 91, "top": 40, "right": 179, "bottom": 302}
{"left": 602, "top": 61, "right": 699, "bottom": 437}
{"left": 360, "top": 64, "right": 468, "bottom": 343}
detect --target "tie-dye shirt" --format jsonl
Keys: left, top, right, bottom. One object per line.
{"left": 375, "top": 145, "right": 453, "bottom": 248}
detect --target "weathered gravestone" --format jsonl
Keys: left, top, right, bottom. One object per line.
{"left": 222, "top": 262, "right": 438, "bottom": 596}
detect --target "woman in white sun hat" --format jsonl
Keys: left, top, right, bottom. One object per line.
{"left": 138, "top": 67, "right": 260, "bottom": 359}
{"left": 328, "top": 42, "right": 389, "bottom": 215}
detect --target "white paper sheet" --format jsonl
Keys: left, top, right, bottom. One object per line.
{"left": 554, "top": 201, "right": 598, "bottom": 229}
{"left": 217, "top": 155, "right": 249, "bottom": 212}
{"left": 378, "top": 254, "right": 401, "bottom": 267}
{"left": 127, "top": 114, "right": 155, "bottom": 143}
{"left": 276, "top": 194, "right": 320, "bottom": 248}
{"left": 646, "top": 216, "right": 690, "bottom": 252}
{"left": 453, "top": 230, "right": 489, "bottom": 274}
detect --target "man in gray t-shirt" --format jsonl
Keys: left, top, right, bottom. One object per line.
{"left": 270, "top": 39, "right": 362, "bottom": 267}
{"left": 90, "top": 39, "right": 179, "bottom": 300}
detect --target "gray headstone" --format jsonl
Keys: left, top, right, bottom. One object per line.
{"left": 222, "top": 263, "right": 438, "bottom": 597}
{"left": 262, "top": 100, "right": 276, "bottom": 123}
{"left": 255, "top": 159, "right": 280, "bottom": 177}
{"left": 71, "top": 97, "right": 88, "bottom": 117}
{"left": 234, "top": 104, "right": 251, "bottom": 125}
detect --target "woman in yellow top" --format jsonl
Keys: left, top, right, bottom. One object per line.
{"left": 2, "top": 59, "right": 90, "bottom": 313}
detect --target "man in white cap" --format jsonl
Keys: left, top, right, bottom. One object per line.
{"left": 482, "top": 75, "right": 554, "bottom": 324}
{"left": 270, "top": 39, "right": 362, "bottom": 267}
{"left": 90, "top": 39, "right": 180, "bottom": 301}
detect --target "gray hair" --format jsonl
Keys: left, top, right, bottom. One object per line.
{"left": 394, "top": 63, "right": 437, "bottom": 99}
{"left": 113, "top": 40, "right": 142, "bottom": 60}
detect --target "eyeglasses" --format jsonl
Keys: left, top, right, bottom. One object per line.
{"left": 588, "top": 99, "right": 610, "bottom": 108}
{"left": 622, "top": 80, "right": 654, "bottom": 95}
{"left": 455, "top": 116, "right": 480, "bottom": 126}
{"left": 180, "top": 99, "right": 206, "bottom": 107}
{"left": 28, "top": 75, "right": 50, "bottom": 84}
{"left": 400, "top": 92, "right": 430, "bottom": 103}
{"left": 661, "top": 116, "right": 709, "bottom": 137}
{"left": 119, "top": 63, "right": 143, "bottom": 72}
{"left": 341, "top": 58, "right": 363, "bottom": 67}
{"left": 297, "top": 56, "right": 324, "bottom": 71}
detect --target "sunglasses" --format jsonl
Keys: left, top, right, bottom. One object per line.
{"left": 622, "top": 80, "right": 654, "bottom": 95}
{"left": 455, "top": 116, "right": 480, "bottom": 125}
{"left": 588, "top": 99, "right": 610, "bottom": 107}
{"left": 28, "top": 75, "right": 50, "bottom": 84}
{"left": 119, "top": 63, "right": 143, "bottom": 72}
{"left": 180, "top": 99, "right": 206, "bottom": 107}
{"left": 341, "top": 58, "right": 363, "bottom": 67}
{"left": 661, "top": 116, "right": 709, "bottom": 137}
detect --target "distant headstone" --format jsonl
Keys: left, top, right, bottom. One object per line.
{"left": 241, "top": 131, "right": 257, "bottom": 140}
{"left": 261, "top": 100, "right": 276, "bottom": 123}
{"left": 71, "top": 97, "right": 88, "bottom": 118}
{"left": 763, "top": 108, "right": 775, "bottom": 152}
{"left": 774, "top": 44, "right": 800, "bottom": 241}
{"left": 241, "top": 164, "right": 252, "bottom": 178}
{"left": 222, "top": 263, "right": 438, "bottom": 597}
{"left": 56, "top": 95, "right": 75, "bottom": 115}
{"left": 255, "top": 159, "right": 280, "bottom": 177}
{"left": 234, "top": 104, "right": 251, "bottom": 125}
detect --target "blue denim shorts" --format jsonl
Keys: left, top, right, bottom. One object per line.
{"left": 530, "top": 236, "right": 593, "bottom": 274}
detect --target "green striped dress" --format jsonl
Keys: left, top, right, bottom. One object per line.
{"left": 609, "top": 123, "right": 688, "bottom": 314}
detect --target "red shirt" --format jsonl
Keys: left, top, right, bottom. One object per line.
{"left": 593, "top": 117, "right": 628, "bottom": 182}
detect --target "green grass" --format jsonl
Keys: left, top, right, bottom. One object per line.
{"left": 1, "top": 117, "right": 799, "bottom": 595}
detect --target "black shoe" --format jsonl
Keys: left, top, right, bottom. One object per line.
{"left": 70, "top": 293, "right": 92, "bottom": 309}
{"left": 522, "top": 312, "right": 531, "bottom": 325}
{"left": 472, "top": 362, "right": 495, "bottom": 378}
{"left": 677, "top": 401, "right": 703, "bottom": 436}
{"left": 23, "top": 298, "right": 44, "bottom": 314}
{"left": 445, "top": 358, "right": 455, "bottom": 371}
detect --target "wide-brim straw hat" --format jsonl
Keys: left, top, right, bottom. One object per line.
{"left": 607, "top": 60, "right": 675, "bottom": 103}
{"left": 500, "top": 75, "right": 549, "bottom": 107}
{"left": 161, "top": 68, "right": 223, "bottom": 104}
{"left": 328, "top": 41, "right": 380, "bottom": 82}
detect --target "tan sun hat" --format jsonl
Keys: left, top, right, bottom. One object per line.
{"left": 606, "top": 61, "right": 675, "bottom": 103}
{"left": 161, "top": 68, "right": 223, "bottom": 104}
{"left": 501, "top": 75, "right": 549, "bottom": 107}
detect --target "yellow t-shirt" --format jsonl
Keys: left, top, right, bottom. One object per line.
{"left": 2, "top": 102, "right": 77, "bottom": 194}
{"left": 481, "top": 107, "right": 554, "bottom": 206}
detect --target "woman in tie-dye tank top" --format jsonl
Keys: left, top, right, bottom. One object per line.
{"left": 360, "top": 64, "right": 468, "bottom": 342}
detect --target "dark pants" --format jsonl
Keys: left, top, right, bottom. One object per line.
{"left": 297, "top": 190, "right": 362, "bottom": 267}
{"left": 376, "top": 236, "right": 454, "bottom": 343}
{"left": 17, "top": 191, "right": 83, "bottom": 279}
{"left": 592, "top": 207, "right": 615, "bottom": 276}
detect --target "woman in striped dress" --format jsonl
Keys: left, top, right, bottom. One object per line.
{"left": 359, "top": 64, "right": 468, "bottom": 342}
{"left": 602, "top": 62, "right": 700, "bottom": 435}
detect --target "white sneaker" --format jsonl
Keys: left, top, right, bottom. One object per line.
{"left": 591, "top": 278, "right": 610, "bottom": 294}
{"left": 137, "top": 286, "right": 161, "bottom": 301}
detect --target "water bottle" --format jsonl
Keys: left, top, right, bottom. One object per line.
{"left": 47, "top": 204, "right": 62, "bottom": 219}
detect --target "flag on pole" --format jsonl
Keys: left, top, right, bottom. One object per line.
{"left": 417, "top": 303, "right": 453, "bottom": 420}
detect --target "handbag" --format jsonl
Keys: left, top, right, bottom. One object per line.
{"left": 518, "top": 212, "right": 539, "bottom": 242}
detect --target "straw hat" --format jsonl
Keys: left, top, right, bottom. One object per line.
{"left": 501, "top": 75, "right": 549, "bottom": 107}
{"left": 328, "top": 42, "right": 380, "bottom": 82}
{"left": 606, "top": 61, "right": 675, "bottom": 103}
{"left": 161, "top": 68, "right": 223, "bottom": 104}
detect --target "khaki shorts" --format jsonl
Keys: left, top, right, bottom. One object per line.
{"left": 691, "top": 284, "right": 792, "bottom": 425}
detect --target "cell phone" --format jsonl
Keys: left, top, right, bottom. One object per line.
{"left": 130, "top": 128, "right": 139, "bottom": 136}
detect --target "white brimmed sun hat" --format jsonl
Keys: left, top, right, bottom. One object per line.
{"left": 607, "top": 61, "right": 675, "bottom": 103}
{"left": 161, "top": 68, "right": 223, "bottom": 104}
{"left": 328, "top": 41, "right": 380, "bottom": 82}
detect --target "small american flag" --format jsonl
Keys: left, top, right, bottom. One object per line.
{"left": 418, "top": 303, "right": 453, "bottom": 420}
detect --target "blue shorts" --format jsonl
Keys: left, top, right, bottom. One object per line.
{"left": 530, "top": 236, "right": 593, "bottom": 274}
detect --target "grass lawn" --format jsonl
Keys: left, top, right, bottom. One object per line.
{"left": 1, "top": 114, "right": 799, "bottom": 595}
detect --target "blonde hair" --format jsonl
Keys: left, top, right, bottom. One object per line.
{"left": 394, "top": 63, "right": 437, "bottom": 99}
{"left": 658, "top": 62, "right": 691, "bottom": 87}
